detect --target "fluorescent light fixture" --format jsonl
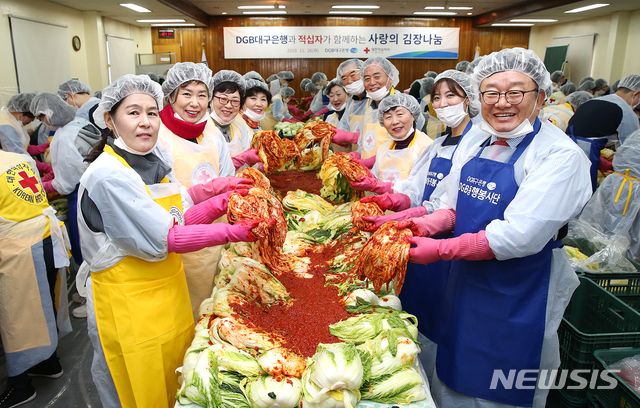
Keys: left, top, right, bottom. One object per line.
{"left": 242, "top": 10, "right": 287, "bottom": 14}
{"left": 151, "top": 23, "right": 195, "bottom": 26}
{"left": 332, "top": 5, "right": 380, "bottom": 9}
{"left": 222, "top": 12, "right": 227, "bottom": 14}
{"left": 424, "top": 6, "right": 445, "bottom": 9}
{"left": 467, "top": 12, "right": 473, "bottom": 15}
{"left": 329, "top": 11, "right": 373, "bottom": 14}
{"left": 137, "top": 19, "right": 185, "bottom": 22}
{"left": 565, "top": 3, "right": 608, "bottom": 13}
{"left": 414, "top": 11, "right": 457, "bottom": 15}
{"left": 120, "top": 3, "right": 151, "bottom": 12}
{"left": 510, "top": 19, "right": 557, "bottom": 22}
{"left": 449, "top": 6, "right": 473, "bottom": 10}
{"left": 238, "top": 5, "right": 286, "bottom": 9}
{"left": 491, "top": 23, "right": 534, "bottom": 26}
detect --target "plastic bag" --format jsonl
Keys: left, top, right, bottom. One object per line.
{"left": 565, "top": 219, "right": 637, "bottom": 273}
{"left": 610, "top": 353, "right": 640, "bottom": 394}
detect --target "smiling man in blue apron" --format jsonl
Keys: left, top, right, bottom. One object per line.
{"left": 396, "top": 48, "right": 593, "bottom": 408}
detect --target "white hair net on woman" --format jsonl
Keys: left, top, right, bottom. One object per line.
{"left": 311, "top": 72, "right": 327, "bottom": 85}
{"left": 579, "top": 76, "right": 595, "bottom": 86}
{"left": 550, "top": 71, "right": 564, "bottom": 83}
{"left": 566, "top": 91, "right": 593, "bottom": 109}
{"left": 7, "top": 93, "right": 36, "bottom": 113}
{"left": 619, "top": 74, "right": 640, "bottom": 92}
{"left": 300, "top": 78, "right": 312, "bottom": 90}
{"left": 277, "top": 71, "right": 294, "bottom": 81}
{"left": 465, "top": 57, "right": 483, "bottom": 75}
{"left": 280, "top": 86, "right": 295, "bottom": 98}
{"left": 244, "top": 71, "right": 264, "bottom": 83}
{"left": 92, "top": 74, "right": 163, "bottom": 129}
{"left": 337, "top": 59, "right": 364, "bottom": 78}
{"left": 324, "top": 78, "right": 345, "bottom": 96}
{"left": 267, "top": 74, "right": 279, "bottom": 83}
{"left": 424, "top": 71, "right": 437, "bottom": 79}
{"left": 470, "top": 47, "right": 553, "bottom": 97}
{"left": 246, "top": 79, "right": 269, "bottom": 93}
{"left": 30, "top": 93, "right": 76, "bottom": 128}
{"left": 421, "top": 78, "right": 435, "bottom": 95}
{"left": 212, "top": 70, "right": 247, "bottom": 95}
{"left": 435, "top": 69, "right": 477, "bottom": 100}
{"left": 455, "top": 61, "right": 470, "bottom": 72}
{"left": 362, "top": 57, "right": 400, "bottom": 87}
{"left": 560, "top": 83, "right": 576, "bottom": 96}
{"left": 57, "top": 79, "right": 92, "bottom": 100}
{"left": 577, "top": 80, "right": 596, "bottom": 92}
{"left": 377, "top": 93, "right": 421, "bottom": 125}
{"left": 302, "top": 81, "right": 318, "bottom": 92}
{"left": 162, "top": 62, "right": 213, "bottom": 99}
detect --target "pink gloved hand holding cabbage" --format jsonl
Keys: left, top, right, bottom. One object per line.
{"left": 187, "top": 177, "right": 253, "bottom": 204}
{"left": 404, "top": 231, "right": 495, "bottom": 265}
{"left": 167, "top": 219, "right": 263, "bottom": 254}
{"left": 232, "top": 149, "right": 261, "bottom": 170}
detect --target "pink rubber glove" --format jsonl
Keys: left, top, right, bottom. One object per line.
{"left": 404, "top": 231, "right": 495, "bottom": 265}
{"left": 350, "top": 175, "right": 393, "bottom": 194}
{"left": 395, "top": 208, "right": 456, "bottom": 237}
{"left": 313, "top": 107, "right": 329, "bottom": 119}
{"left": 184, "top": 190, "right": 248, "bottom": 225}
{"left": 27, "top": 142, "right": 50, "bottom": 156}
{"left": 232, "top": 149, "right": 261, "bottom": 170}
{"left": 361, "top": 193, "right": 411, "bottom": 212}
{"left": 167, "top": 219, "right": 262, "bottom": 254}
{"left": 188, "top": 177, "right": 254, "bottom": 204}
{"left": 282, "top": 117, "right": 300, "bottom": 123}
{"left": 41, "top": 170, "right": 55, "bottom": 182}
{"left": 36, "top": 161, "right": 53, "bottom": 175}
{"left": 362, "top": 206, "right": 428, "bottom": 232}
{"left": 42, "top": 180, "right": 56, "bottom": 194}
{"left": 348, "top": 151, "right": 361, "bottom": 160}
{"left": 288, "top": 105, "right": 302, "bottom": 116}
{"left": 301, "top": 110, "right": 314, "bottom": 121}
{"left": 257, "top": 163, "right": 265, "bottom": 172}
{"left": 332, "top": 128, "right": 360, "bottom": 145}
{"left": 359, "top": 155, "right": 376, "bottom": 169}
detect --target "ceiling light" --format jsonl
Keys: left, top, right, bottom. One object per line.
{"left": 242, "top": 10, "right": 287, "bottom": 14}
{"left": 238, "top": 5, "right": 286, "bottom": 9}
{"left": 449, "top": 6, "right": 473, "bottom": 10}
{"left": 565, "top": 3, "right": 609, "bottom": 13}
{"left": 329, "top": 11, "right": 373, "bottom": 14}
{"left": 120, "top": 3, "right": 151, "bottom": 12}
{"left": 424, "top": 6, "right": 445, "bottom": 9}
{"left": 332, "top": 5, "right": 380, "bottom": 9}
{"left": 151, "top": 23, "right": 195, "bottom": 26}
{"left": 137, "top": 19, "right": 185, "bottom": 23}
{"left": 510, "top": 19, "right": 557, "bottom": 22}
{"left": 222, "top": 12, "right": 227, "bottom": 14}
{"left": 491, "top": 23, "right": 534, "bottom": 26}
{"left": 414, "top": 11, "right": 457, "bottom": 15}
{"left": 467, "top": 12, "right": 473, "bottom": 15}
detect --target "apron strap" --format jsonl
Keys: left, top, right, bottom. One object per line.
{"left": 507, "top": 119, "right": 541, "bottom": 165}
{"left": 614, "top": 169, "right": 639, "bottom": 215}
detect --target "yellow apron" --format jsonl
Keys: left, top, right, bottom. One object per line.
{"left": 426, "top": 103, "right": 446, "bottom": 140}
{"left": 361, "top": 88, "right": 396, "bottom": 160}
{"left": 0, "top": 108, "right": 30, "bottom": 152}
{"left": 543, "top": 102, "right": 574, "bottom": 133}
{"left": 92, "top": 146, "right": 193, "bottom": 408}
{"left": 261, "top": 94, "right": 284, "bottom": 131}
{"left": 375, "top": 130, "right": 433, "bottom": 184}
{"left": 157, "top": 121, "right": 224, "bottom": 319}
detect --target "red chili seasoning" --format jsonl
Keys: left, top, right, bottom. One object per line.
{"left": 267, "top": 170, "right": 325, "bottom": 197}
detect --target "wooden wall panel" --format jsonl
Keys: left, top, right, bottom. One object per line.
{"left": 152, "top": 16, "right": 530, "bottom": 92}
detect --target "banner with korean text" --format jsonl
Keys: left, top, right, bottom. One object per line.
{"left": 223, "top": 26, "right": 459, "bottom": 59}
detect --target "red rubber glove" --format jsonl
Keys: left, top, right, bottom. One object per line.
{"left": 362, "top": 206, "right": 428, "bottom": 232}
{"left": 41, "top": 170, "right": 55, "bottom": 182}
{"left": 232, "top": 148, "right": 262, "bottom": 170}
{"left": 360, "top": 193, "right": 411, "bottom": 212}
{"left": 288, "top": 105, "right": 302, "bottom": 117}
{"left": 282, "top": 117, "right": 300, "bottom": 123}
{"left": 599, "top": 156, "right": 613, "bottom": 172}
{"left": 358, "top": 155, "right": 377, "bottom": 169}
{"left": 348, "top": 151, "right": 361, "bottom": 160}
{"left": 187, "top": 177, "right": 254, "bottom": 204}
{"left": 350, "top": 174, "right": 393, "bottom": 194}
{"left": 332, "top": 128, "right": 360, "bottom": 145}
{"left": 42, "top": 180, "right": 57, "bottom": 194}
{"left": 313, "top": 107, "right": 329, "bottom": 119}
{"left": 184, "top": 190, "right": 248, "bottom": 225}
{"left": 27, "top": 142, "right": 50, "bottom": 156}
{"left": 301, "top": 110, "right": 314, "bottom": 121}
{"left": 36, "top": 161, "right": 53, "bottom": 175}
{"left": 168, "top": 219, "right": 262, "bottom": 254}
{"left": 395, "top": 208, "right": 456, "bottom": 237}
{"left": 404, "top": 231, "right": 495, "bottom": 265}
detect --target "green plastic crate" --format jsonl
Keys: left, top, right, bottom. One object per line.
{"left": 557, "top": 278, "right": 640, "bottom": 401}
{"left": 589, "top": 348, "right": 640, "bottom": 408}
{"left": 547, "top": 388, "right": 588, "bottom": 407}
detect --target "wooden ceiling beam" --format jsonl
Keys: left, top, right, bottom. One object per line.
{"left": 472, "top": 0, "right": 583, "bottom": 27}
{"left": 155, "top": 0, "right": 210, "bottom": 26}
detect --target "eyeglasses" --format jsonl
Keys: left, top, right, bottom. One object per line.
{"left": 214, "top": 95, "right": 241, "bottom": 107}
{"left": 480, "top": 89, "right": 538, "bottom": 105}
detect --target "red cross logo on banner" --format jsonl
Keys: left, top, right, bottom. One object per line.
{"left": 364, "top": 48, "right": 371, "bottom": 54}
{"left": 365, "top": 133, "right": 375, "bottom": 146}
{"left": 17, "top": 171, "right": 40, "bottom": 194}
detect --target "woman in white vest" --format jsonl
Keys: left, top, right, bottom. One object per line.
{"left": 235, "top": 79, "right": 271, "bottom": 137}
{"left": 262, "top": 86, "right": 297, "bottom": 130}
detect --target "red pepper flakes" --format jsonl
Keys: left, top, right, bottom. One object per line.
{"left": 267, "top": 170, "right": 325, "bottom": 198}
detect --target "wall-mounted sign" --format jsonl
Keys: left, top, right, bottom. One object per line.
{"left": 223, "top": 26, "right": 459, "bottom": 59}
{"left": 158, "top": 29, "right": 175, "bottom": 39}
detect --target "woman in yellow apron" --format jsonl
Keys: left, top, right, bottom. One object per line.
{"left": 0, "top": 150, "right": 70, "bottom": 408}
{"left": 155, "top": 62, "right": 253, "bottom": 319}
{"left": 81, "top": 75, "right": 260, "bottom": 408}
{"left": 262, "top": 86, "right": 297, "bottom": 130}
{"left": 235, "top": 79, "right": 271, "bottom": 137}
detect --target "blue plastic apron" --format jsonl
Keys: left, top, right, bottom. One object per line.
{"left": 67, "top": 184, "right": 82, "bottom": 264}
{"left": 400, "top": 121, "right": 471, "bottom": 342}
{"left": 436, "top": 119, "right": 558, "bottom": 406}
{"left": 567, "top": 125, "right": 608, "bottom": 192}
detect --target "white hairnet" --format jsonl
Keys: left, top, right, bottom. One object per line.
{"left": 579, "top": 76, "right": 595, "bottom": 86}
{"left": 435, "top": 69, "right": 477, "bottom": 101}
{"left": 244, "top": 71, "right": 264, "bottom": 83}
{"left": 619, "top": 74, "right": 640, "bottom": 92}
{"left": 277, "top": 71, "right": 294, "bottom": 81}
{"left": 93, "top": 74, "right": 163, "bottom": 129}
{"left": 311, "top": 72, "right": 327, "bottom": 85}
{"left": 30, "top": 92, "right": 76, "bottom": 128}
{"left": 465, "top": 57, "right": 483, "bottom": 75}
{"left": 611, "top": 79, "right": 620, "bottom": 93}
{"left": 162, "top": 62, "right": 213, "bottom": 99}
{"left": 550, "top": 71, "right": 564, "bottom": 83}
{"left": 7, "top": 93, "right": 36, "bottom": 113}
{"left": 470, "top": 47, "right": 553, "bottom": 97}
{"left": 300, "top": 78, "right": 312, "bottom": 90}
{"left": 577, "top": 80, "right": 596, "bottom": 92}
{"left": 302, "top": 81, "right": 318, "bottom": 92}
{"left": 337, "top": 59, "right": 364, "bottom": 78}
{"left": 57, "top": 79, "right": 92, "bottom": 100}
{"left": 377, "top": 93, "right": 421, "bottom": 125}
{"left": 424, "top": 71, "right": 437, "bottom": 79}
{"left": 93, "top": 90, "right": 102, "bottom": 99}
{"left": 614, "top": 130, "right": 640, "bottom": 178}
{"left": 362, "top": 57, "right": 400, "bottom": 87}
{"left": 245, "top": 79, "right": 269, "bottom": 93}
{"left": 212, "top": 70, "right": 247, "bottom": 95}
{"left": 267, "top": 74, "right": 279, "bottom": 83}
{"left": 455, "top": 61, "right": 470, "bottom": 72}
{"left": 324, "top": 78, "right": 345, "bottom": 96}
{"left": 560, "top": 83, "right": 576, "bottom": 96}
{"left": 280, "top": 86, "right": 295, "bottom": 98}
{"left": 566, "top": 91, "right": 593, "bottom": 108}
{"left": 421, "top": 78, "right": 435, "bottom": 94}
{"left": 595, "top": 78, "right": 608, "bottom": 90}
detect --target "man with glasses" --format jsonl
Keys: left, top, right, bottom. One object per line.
{"left": 396, "top": 48, "right": 591, "bottom": 408}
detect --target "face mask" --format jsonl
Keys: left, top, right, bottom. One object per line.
{"left": 210, "top": 109, "right": 233, "bottom": 126}
{"left": 632, "top": 92, "right": 640, "bottom": 111}
{"left": 389, "top": 126, "right": 414, "bottom": 142}
{"left": 112, "top": 123, "right": 157, "bottom": 156}
{"left": 329, "top": 103, "right": 346, "bottom": 112}
{"left": 434, "top": 99, "right": 468, "bottom": 128}
{"left": 596, "top": 90, "right": 606, "bottom": 97}
{"left": 244, "top": 108, "right": 265, "bottom": 122}
{"left": 367, "top": 87, "right": 390, "bottom": 102}
{"left": 344, "top": 80, "right": 365, "bottom": 96}
{"left": 480, "top": 92, "right": 539, "bottom": 139}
